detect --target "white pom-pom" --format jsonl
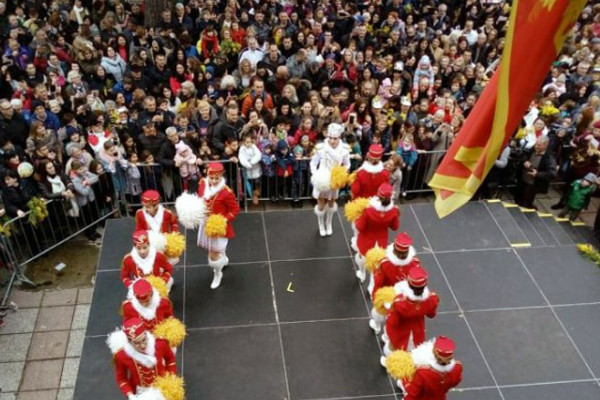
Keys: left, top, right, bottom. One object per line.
{"left": 175, "top": 192, "right": 206, "bottom": 230}
{"left": 136, "top": 388, "right": 166, "bottom": 400}
{"left": 147, "top": 231, "right": 166, "bottom": 252}
{"left": 311, "top": 167, "right": 331, "bottom": 191}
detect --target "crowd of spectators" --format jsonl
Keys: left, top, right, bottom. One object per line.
{"left": 0, "top": 0, "right": 600, "bottom": 244}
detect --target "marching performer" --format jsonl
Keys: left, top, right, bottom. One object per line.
{"left": 401, "top": 336, "right": 463, "bottom": 399}
{"left": 107, "top": 318, "right": 177, "bottom": 399}
{"left": 350, "top": 144, "right": 390, "bottom": 250}
{"left": 310, "top": 123, "right": 350, "bottom": 237}
{"left": 372, "top": 232, "right": 420, "bottom": 296}
{"left": 122, "top": 279, "right": 174, "bottom": 331}
{"left": 355, "top": 183, "right": 400, "bottom": 283}
{"left": 197, "top": 162, "right": 240, "bottom": 289}
{"left": 383, "top": 267, "right": 439, "bottom": 355}
{"left": 135, "top": 190, "right": 179, "bottom": 234}
{"left": 121, "top": 231, "right": 173, "bottom": 290}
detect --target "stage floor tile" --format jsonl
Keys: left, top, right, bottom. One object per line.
{"left": 183, "top": 326, "right": 287, "bottom": 400}
{"left": 555, "top": 304, "right": 600, "bottom": 377}
{"left": 97, "top": 218, "right": 135, "bottom": 271}
{"left": 436, "top": 249, "right": 546, "bottom": 311}
{"left": 412, "top": 202, "right": 508, "bottom": 252}
{"left": 467, "top": 308, "right": 592, "bottom": 386}
{"left": 417, "top": 253, "right": 459, "bottom": 313}
{"left": 501, "top": 381, "right": 600, "bottom": 400}
{"left": 184, "top": 263, "right": 275, "bottom": 329}
{"left": 448, "top": 389, "right": 502, "bottom": 400}
{"left": 281, "top": 319, "right": 392, "bottom": 399}
{"left": 265, "top": 210, "right": 349, "bottom": 260}
{"left": 516, "top": 247, "right": 600, "bottom": 304}
{"left": 272, "top": 258, "right": 367, "bottom": 322}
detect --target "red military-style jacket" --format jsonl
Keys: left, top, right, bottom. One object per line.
{"left": 351, "top": 167, "right": 390, "bottom": 199}
{"left": 372, "top": 246, "right": 420, "bottom": 300}
{"left": 197, "top": 179, "right": 240, "bottom": 238}
{"left": 386, "top": 281, "right": 439, "bottom": 351}
{"left": 122, "top": 297, "right": 174, "bottom": 331}
{"left": 121, "top": 250, "right": 173, "bottom": 287}
{"left": 355, "top": 199, "right": 400, "bottom": 256}
{"left": 135, "top": 207, "right": 179, "bottom": 233}
{"left": 112, "top": 334, "right": 177, "bottom": 397}
{"left": 404, "top": 361, "right": 463, "bottom": 400}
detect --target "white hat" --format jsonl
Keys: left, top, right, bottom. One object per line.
{"left": 327, "top": 123, "right": 344, "bottom": 138}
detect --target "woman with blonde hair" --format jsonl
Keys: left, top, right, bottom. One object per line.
{"left": 232, "top": 59, "right": 254, "bottom": 89}
{"left": 26, "top": 121, "right": 62, "bottom": 161}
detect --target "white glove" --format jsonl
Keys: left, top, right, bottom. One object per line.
{"left": 128, "top": 394, "right": 138, "bottom": 400}
{"left": 384, "top": 302, "right": 392, "bottom": 310}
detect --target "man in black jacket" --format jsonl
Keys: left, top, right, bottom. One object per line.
{"left": 0, "top": 99, "right": 28, "bottom": 150}
{"left": 137, "top": 118, "right": 167, "bottom": 158}
{"left": 211, "top": 105, "right": 244, "bottom": 156}
{"left": 516, "top": 136, "right": 557, "bottom": 209}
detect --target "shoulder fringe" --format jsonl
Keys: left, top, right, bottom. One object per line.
{"left": 386, "top": 244, "right": 416, "bottom": 266}
{"left": 107, "top": 329, "right": 129, "bottom": 355}
{"left": 137, "top": 388, "right": 166, "bottom": 400}
{"left": 394, "top": 280, "right": 431, "bottom": 301}
{"left": 411, "top": 340, "right": 456, "bottom": 373}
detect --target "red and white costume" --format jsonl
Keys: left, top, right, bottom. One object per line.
{"left": 135, "top": 191, "right": 179, "bottom": 234}
{"left": 196, "top": 163, "right": 240, "bottom": 289}
{"left": 107, "top": 318, "right": 177, "bottom": 398}
{"left": 121, "top": 231, "right": 173, "bottom": 290}
{"left": 122, "top": 279, "right": 174, "bottom": 332}
{"left": 310, "top": 123, "right": 350, "bottom": 237}
{"left": 384, "top": 267, "right": 439, "bottom": 354}
{"left": 355, "top": 184, "right": 400, "bottom": 283}
{"left": 372, "top": 233, "right": 420, "bottom": 298}
{"left": 400, "top": 337, "right": 463, "bottom": 399}
{"left": 350, "top": 144, "right": 390, "bottom": 251}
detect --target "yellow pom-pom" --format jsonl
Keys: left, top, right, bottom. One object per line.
{"left": 330, "top": 165, "right": 349, "bottom": 189}
{"left": 386, "top": 350, "right": 416, "bottom": 381}
{"left": 164, "top": 232, "right": 185, "bottom": 258}
{"left": 154, "top": 373, "right": 185, "bottom": 400}
{"left": 204, "top": 214, "right": 228, "bottom": 238}
{"left": 365, "top": 246, "right": 386, "bottom": 273}
{"left": 374, "top": 286, "right": 396, "bottom": 315}
{"left": 577, "top": 243, "right": 600, "bottom": 265}
{"left": 347, "top": 171, "right": 358, "bottom": 185}
{"left": 344, "top": 197, "right": 370, "bottom": 222}
{"left": 145, "top": 275, "right": 169, "bottom": 298}
{"left": 154, "top": 317, "right": 187, "bottom": 348}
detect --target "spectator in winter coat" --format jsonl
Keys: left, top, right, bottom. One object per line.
{"left": 275, "top": 139, "right": 293, "bottom": 200}
{"left": 239, "top": 134, "right": 262, "bottom": 205}
{"left": 212, "top": 105, "right": 244, "bottom": 155}
{"left": 174, "top": 141, "right": 199, "bottom": 188}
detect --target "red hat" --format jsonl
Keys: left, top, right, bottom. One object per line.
{"left": 132, "top": 230, "right": 149, "bottom": 245}
{"left": 434, "top": 336, "right": 456, "bottom": 359}
{"left": 141, "top": 190, "right": 160, "bottom": 205}
{"left": 377, "top": 183, "right": 393, "bottom": 199}
{"left": 367, "top": 144, "right": 384, "bottom": 160}
{"left": 123, "top": 318, "right": 147, "bottom": 341}
{"left": 207, "top": 162, "right": 225, "bottom": 176}
{"left": 407, "top": 266, "right": 428, "bottom": 287}
{"left": 132, "top": 279, "right": 153, "bottom": 299}
{"left": 394, "top": 232, "right": 413, "bottom": 252}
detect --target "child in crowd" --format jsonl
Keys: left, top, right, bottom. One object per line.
{"left": 174, "top": 141, "right": 199, "bottom": 190}
{"left": 124, "top": 152, "right": 142, "bottom": 208}
{"left": 222, "top": 138, "right": 240, "bottom": 189}
{"left": 396, "top": 133, "right": 418, "bottom": 196}
{"left": 238, "top": 134, "right": 262, "bottom": 205}
{"left": 386, "top": 154, "right": 404, "bottom": 203}
{"left": 558, "top": 173, "right": 597, "bottom": 221}
{"left": 275, "top": 139, "right": 293, "bottom": 201}
{"left": 139, "top": 150, "right": 162, "bottom": 191}
{"left": 261, "top": 144, "right": 276, "bottom": 202}
{"left": 69, "top": 160, "right": 100, "bottom": 242}
{"left": 291, "top": 145, "right": 309, "bottom": 207}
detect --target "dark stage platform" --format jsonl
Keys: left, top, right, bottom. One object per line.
{"left": 75, "top": 201, "right": 600, "bottom": 399}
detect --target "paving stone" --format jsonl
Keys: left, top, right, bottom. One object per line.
{"left": 0, "top": 393, "right": 17, "bottom": 400}
{"left": 60, "top": 358, "right": 80, "bottom": 388}
{"left": 28, "top": 331, "right": 69, "bottom": 360}
{"left": 35, "top": 306, "right": 74, "bottom": 332}
{"left": 71, "top": 305, "right": 90, "bottom": 330}
{"left": 20, "top": 360, "right": 64, "bottom": 391}
{"left": 76, "top": 288, "right": 93, "bottom": 304}
{"left": 56, "top": 388, "right": 73, "bottom": 400}
{"left": 42, "top": 290, "right": 78, "bottom": 307}
{"left": 16, "top": 390, "right": 57, "bottom": 400}
{"left": 0, "top": 309, "right": 38, "bottom": 334}
{"left": 66, "top": 330, "right": 85, "bottom": 358}
{"left": 0, "top": 333, "right": 32, "bottom": 362}
{"left": 8, "top": 291, "right": 43, "bottom": 309}
{"left": 0, "top": 362, "right": 25, "bottom": 392}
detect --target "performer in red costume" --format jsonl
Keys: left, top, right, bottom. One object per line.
{"left": 372, "top": 232, "right": 420, "bottom": 297}
{"left": 121, "top": 231, "right": 173, "bottom": 290}
{"left": 122, "top": 278, "right": 174, "bottom": 331}
{"left": 107, "top": 318, "right": 177, "bottom": 399}
{"left": 197, "top": 162, "right": 240, "bottom": 289}
{"left": 354, "top": 183, "right": 400, "bottom": 283}
{"left": 400, "top": 336, "right": 463, "bottom": 399}
{"left": 135, "top": 190, "right": 179, "bottom": 234}
{"left": 350, "top": 144, "right": 390, "bottom": 251}
{"left": 383, "top": 267, "right": 439, "bottom": 355}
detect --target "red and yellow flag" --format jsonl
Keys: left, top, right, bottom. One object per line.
{"left": 429, "top": 0, "right": 586, "bottom": 218}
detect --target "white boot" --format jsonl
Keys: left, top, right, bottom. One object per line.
{"left": 383, "top": 340, "right": 394, "bottom": 356}
{"left": 354, "top": 252, "right": 366, "bottom": 282}
{"left": 314, "top": 206, "right": 327, "bottom": 237}
{"left": 325, "top": 203, "right": 337, "bottom": 236}
{"left": 367, "top": 272, "right": 375, "bottom": 297}
{"left": 369, "top": 307, "right": 385, "bottom": 334}
{"left": 380, "top": 355, "right": 387, "bottom": 368}
{"left": 350, "top": 223, "right": 358, "bottom": 251}
{"left": 208, "top": 254, "right": 227, "bottom": 289}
